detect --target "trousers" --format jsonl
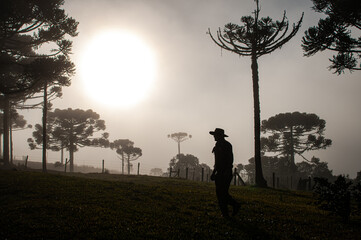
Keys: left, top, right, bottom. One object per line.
{"left": 215, "top": 169, "right": 237, "bottom": 215}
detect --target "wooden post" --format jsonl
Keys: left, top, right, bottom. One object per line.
{"left": 201, "top": 168, "right": 204, "bottom": 182}
{"left": 192, "top": 168, "right": 195, "bottom": 180}
{"left": 169, "top": 167, "right": 172, "bottom": 178}
{"left": 186, "top": 168, "right": 188, "bottom": 179}
{"left": 177, "top": 169, "right": 180, "bottom": 177}
{"left": 272, "top": 172, "right": 275, "bottom": 188}
{"left": 137, "top": 162, "right": 140, "bottom": 175}
{"left": 64, "top": 158, "right": 68, "bottom": 172}
{"left": 234, "top": 168, "right": 237, "bottom": 185}
{"left": 277, "top": 177, "right": 279, "bottom": 188}
{"left": 236, "top": 172, "right": 246, "bottom": 186}
{"left": 25, "top": 155, "right": 28, "bottom": 169}
{"left": 102, "top": 159, "right": 104, "bottom": 173}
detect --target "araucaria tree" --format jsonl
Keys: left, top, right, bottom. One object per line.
{"left": 28, "top": 108, "right": 109, "bottom": 172}
{"left": 208, "top": 0, "right": 303, "bottom": 187}
{"left": 302, "top": 0, "right": 361, "bottom": 74}
{"left": 111, "top": 139, "right": 142, "bottom": 175}
{"left": 0, "top": 0, "right": 78, "bottom": 167}
{"left": 261, "top": 112, "right": 332, "bottom": 168}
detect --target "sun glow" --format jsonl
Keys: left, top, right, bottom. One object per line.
{"left": 80, "top": 30, "right": 156, "bottom": 108}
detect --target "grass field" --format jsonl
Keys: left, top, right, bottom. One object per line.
{"left": 1, "top": 170, "right": 360, "bottom": 240}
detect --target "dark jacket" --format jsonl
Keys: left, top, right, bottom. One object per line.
{"left": 212, "top": 139, "right": 233, "bottom": 174}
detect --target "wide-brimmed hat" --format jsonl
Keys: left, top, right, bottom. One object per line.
{"left": 209, "top": 128, "right": 228, "bottom": 137}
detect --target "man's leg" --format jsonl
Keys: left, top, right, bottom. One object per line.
{"left": 225, "top": 174, "right": 240, "bottom": 216}
{"left": 215, "top": 177, "right": 229, "bottom": 217}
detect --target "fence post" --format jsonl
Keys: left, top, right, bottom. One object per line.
{"left": 186, "top": 168, "right": 188, "bottom": 179}
{"left": 201, "top": 168, "right": 204, "bottom": 182}
{"left": 192, "top": 168, "right": 195, "bottom": 180}
{"left": 169, "top": 167, "right": 172, "bottom": 178}
{"left": 177, "top": 169, "right": 180, "bottom": 177}
{"left": 25, "top": 155, "right": 28, "bottom": 169}
{"left": 277, "top": 177, "right": 279, "bottom": 188}
{"left": 272, "top": 172, "right": 275, "bottom": 188}
{"left": 102, "top": 159, "right": 104, "bottom": 173}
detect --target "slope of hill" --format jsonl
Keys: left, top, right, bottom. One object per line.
{"left": 0, "top": 170, "right": 360, "bottom": 239}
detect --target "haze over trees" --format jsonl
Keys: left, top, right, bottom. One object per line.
{"left": 169, "top": 153, "right": 211, "bottom": 180}
{"left": 261, "top": 112, "right": 332, "bottom": 169}
{"left": 244, "top": 155, "right": 334, "bottom": 185}
{"left": 27, "top": 108, "right": 109, "bottom": 172}
{"left": 302, "top": 0, "right": 361, "bottom": 74}
{"left": 208, "top": 0, "right": 303, "bottom": 187}
{"left": 0, "top": 0, "right": 78, "bottom": 167}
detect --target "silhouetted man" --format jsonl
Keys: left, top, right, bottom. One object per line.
{"left": 210, "top": 128, "right": 240, "bottom": 218}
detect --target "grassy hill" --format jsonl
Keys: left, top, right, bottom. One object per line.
{"left": 0, "top": 170, "right": 360, "bottom": 240}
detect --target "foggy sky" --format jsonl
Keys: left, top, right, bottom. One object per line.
{"left": 13, "top": 0, "right": 361, "bottom": 178}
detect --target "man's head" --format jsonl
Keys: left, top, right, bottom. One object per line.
{"left": 209, "top": 128, "right": 228, "bottom": 141}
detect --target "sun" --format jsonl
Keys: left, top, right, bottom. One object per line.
{"left": 80, "top": 30, "right": 156, "bottom": 108}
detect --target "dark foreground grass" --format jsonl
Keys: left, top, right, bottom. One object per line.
{"left": 0, "top": 170, "right": 360, "bottom": 240}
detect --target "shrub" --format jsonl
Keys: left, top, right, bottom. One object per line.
{"left": 54, "top": 162, "right": 64, "bottom": 168}
{"left": 352, "top": 182, "right": 361, "bottom": 212}
{"left": 313, "top": 175, "right": 352, "bottom": 222}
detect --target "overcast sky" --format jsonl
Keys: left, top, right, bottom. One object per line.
{"left": 13, "top": 0, "right": 361, "bottom": 178}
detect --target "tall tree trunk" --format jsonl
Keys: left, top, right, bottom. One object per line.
{"left": 289, "top": 126, "right": 296, "bottom": 171}
{"left": 127, "top": 155, "right": 130, "bottom": 175}
{"left": 69, "top": 145, "right": 74, "bottom": 173}
{"left": 0, "top": 133, "right": 2, "bottom": 158}
{"left": 251, "top": 54, "right": 267, "bottom": 187}
{"left": 10, "top": 123, "right": 13, "bottom": 164}
{"left": 69, "top": 126, "right": 74, "bottom": 172}
{"left": 122, "top": 154, "right": 124, "bottom": 174}
{"left": 61, "top": 147, "right": 64, "bottom": 165}
{"left": 42, "top": 81, "right": 48, "bottom": 172}
{"left": 3, "top": 95, "right": 10, "bottom": 165}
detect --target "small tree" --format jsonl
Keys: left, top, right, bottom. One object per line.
{"left": 168, "top": 153, "right": 210, "bottom": 180}
{"left": 123, "top": 144, "right": 142, "bottom": 175}
{"left": 302, "top": 0, "right": 361, "bottom": 74}
{"left": 28, "top": 108, "right": 109, "bottom": 172}
{"left": 167, "top": 132, "right": 192, "bottom": 156}
{"left": 111, "top": 139, "right": 142, "bottom": 175}
{"left": 261, "top": 112, "right": 332, "bottom": 168}
{"left": 208, "top": 0, "right": 303, "bottom": 187}
{"left": 150, "top": 168, "right": 163, "bottom": 176}
{"left": 297, "top": 157, "right": 334, "bottom": 180}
